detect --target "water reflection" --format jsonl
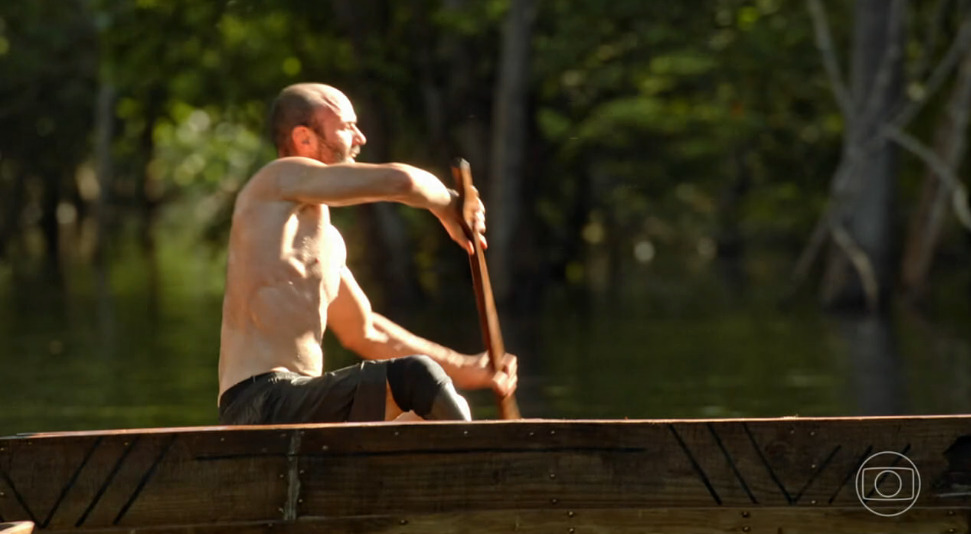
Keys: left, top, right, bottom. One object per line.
{"left": 835, "top": 312, "right": 904, "bottom": 415}
{"left": 0, "top": 235, "right": 969, "bottom": 436}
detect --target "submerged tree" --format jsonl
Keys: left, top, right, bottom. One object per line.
{"left": 795, "top": 0, "right": 971, "bottom": 312}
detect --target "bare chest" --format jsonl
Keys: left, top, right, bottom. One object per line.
{"left": 284, "top": 206, "right": 346, "bottom": 299}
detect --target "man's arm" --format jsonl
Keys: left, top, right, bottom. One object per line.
{"left": 271, "top": 157, "right": 445, "bottom": 208}
{"left": 327, "top": 267, "right": 517, "bottom": 395}
{"left": 265, "top": 157, "right": 481, "bottom": 253}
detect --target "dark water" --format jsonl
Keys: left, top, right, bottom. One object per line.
{"left": 1, "top": 233, "right": 969, "bottom": 436}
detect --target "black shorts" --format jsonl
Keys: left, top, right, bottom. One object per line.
{"left": 218, "top": 361, "right": 388, "bottom": 425}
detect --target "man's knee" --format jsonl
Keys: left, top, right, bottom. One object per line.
{"left": 386, "top": 355, "right": 469, "bottom": 421}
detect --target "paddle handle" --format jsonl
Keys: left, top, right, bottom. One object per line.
{"left": 450, "top": 159, "right": 521, "bottom": 420}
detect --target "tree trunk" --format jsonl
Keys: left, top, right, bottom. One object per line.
{"left": 93, "top": 81, "right": 116, "bottom": 259}
{"left": 135, "top": 87, "right": 165, "bottom": 249}
{"left": 838, "top": 312, "right": 904, "bottom": 415}
{"left": 901, "top": 44, "right": 971, "bottom": 302}
{"left": 821, "top": 0, "right": 903, "bottom": 311}
{"left": 0, "top": 164, "right": 24, "bottom": 261}
{"left": 488, "top": 0, "right": 537, "bottom": 306}
{"left": 40, "top": 170, "right": 63, "bottom": 281}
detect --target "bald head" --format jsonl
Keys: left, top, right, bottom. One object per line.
{"left": 269, "top": 83, "right": 352, "bottom": 156}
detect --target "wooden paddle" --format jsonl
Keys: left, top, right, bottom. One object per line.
{"left": 450, "top": 158, "right": 521, "bottom": 420}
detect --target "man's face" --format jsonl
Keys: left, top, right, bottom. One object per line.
{"left": 311, "top": 98, "right": 366, "bottom": 164}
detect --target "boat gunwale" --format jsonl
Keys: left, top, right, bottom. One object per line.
{"left": 5, "top": 414, "right": 971, "bottom": 441}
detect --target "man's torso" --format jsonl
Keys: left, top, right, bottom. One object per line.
{"left": 218, "top": 168, "right": 346, "bottom": 398}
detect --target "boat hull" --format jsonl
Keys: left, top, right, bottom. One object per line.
{"left": 1, "top": 417, "right": 969, "bottom": 532}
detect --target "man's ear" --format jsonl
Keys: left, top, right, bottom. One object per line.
{"left": 290, "top": 126, "right": 314, "bottom": 153}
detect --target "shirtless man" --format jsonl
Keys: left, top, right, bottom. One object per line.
{"left": 217, "top": 83, "right": 517, "bottom": 425}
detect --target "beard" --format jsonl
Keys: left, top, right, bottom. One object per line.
{"left": 318, "top": 137, "right": 360, "bottom": 164}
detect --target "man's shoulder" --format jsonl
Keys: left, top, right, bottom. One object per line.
{"left": 236, "top": 159, "right": 335, "bottom": 218}
{"left": 239, "top": 158, "right": 307, "bottom": 201}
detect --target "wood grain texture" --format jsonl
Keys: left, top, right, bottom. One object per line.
{"left": 1, "top": 417, "right": 970, "bottom": 532}
{"left": 5, "top": 509, "right": 967, "bottom": 534}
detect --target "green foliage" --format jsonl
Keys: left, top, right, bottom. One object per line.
{"left": 1, "top": 0, "right": 966, "bottom": 302}
{"left": 0, "top": 0, "right": 97, "bottom": 170}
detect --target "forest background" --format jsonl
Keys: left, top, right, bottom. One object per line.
{"left": 0, "top": 0, "right": 970, "bottom": 431}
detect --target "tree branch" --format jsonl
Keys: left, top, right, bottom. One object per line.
{"left": 857, "top": 0, "right": 907, "bottom": 132}
{"left": 884, "top": 125, "right": 971, "bottom": 230}
{"left": 910, "top": 0, "right": 954, "bottom": 82}
{"left": 830, "top": 222, "right": 882, "bottom": 312}
{"left": 790, "top": 207, "right": 833, "bottom": 291}
{"left": 891, "top": 14, "right": 971, "bottom": 129}
{"left": 807, "top": 0, "right": 853, "bottom": 118}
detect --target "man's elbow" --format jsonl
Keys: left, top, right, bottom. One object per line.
{"left": 384, "top": 163, "right": 417, "bottom": 201}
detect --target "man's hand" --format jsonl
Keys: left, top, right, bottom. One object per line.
{"left": 449, "top": 351, "right": 518, "bottom": 397}
{"left": 432, "top": 188, "right": 487, "bottom": 255}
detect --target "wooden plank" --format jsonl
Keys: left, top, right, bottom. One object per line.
{"left": 179, "top": 427, "right": 293, "bottom": 459}
{"left": 69, "top": 434, "right": 174, "bottom": 528}
{"left": 0, "top": 431, "right": 290, "bottom": 530}
{"left": 0, "top": 435, "right": 105, "bottom": 526}
{"left": 112, "top": 434, "right": 288, "bottom": 529}
{"left": 0, "top": 469, "right": 35, "bottom": 526}
{"left": 297, "top": 419, "right": 659, "bottom": 454}
{"left": 43, "top": 435, "right": 134, "bottom": 529}
{"left": 27, "top": 508, "right": 971, "bottom": 533}
{"left": 665, "top": 421, "right": 759, "bottom": 506}
{"left": 2, "top": 417, "right": 971, "bottom": 532}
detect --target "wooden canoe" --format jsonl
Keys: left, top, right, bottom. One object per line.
{"left": 1, "top": 416, "right": 970, "bottom": 533}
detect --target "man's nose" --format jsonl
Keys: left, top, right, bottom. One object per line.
{"left": 353, "top": 125, "right": 366, "bottom": 146}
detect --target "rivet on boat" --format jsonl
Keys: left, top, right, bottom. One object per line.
{"left": 279, "top": 474, "right": 285, "bottom": 479}
{"left": 551, "top": 498, "right": 558, "bottom": 505}
{"left": 463, "top": 430, "right": 469, "bottom": 437}
{"left": 569, "top": 529, "right": 575, "bottom": 533}
{"left": 528, "top": 432, "right": 535, "bottom": 437}
{"left": 280, "top": 433, "right": 286, "bottom": 439}
{"left": 810, "top": 431, "right": 816, "bottom": 437}
{"left": 0, "top": 491, "right": 5, "bottom": 497}
{"left": 810, "top": 464, "right": 817, "bottom": 470}
{"left": 550, "top": 430, "right": 556, "bottom": 436}
{"left": 220, "top": 437, "right": 225, "bottom": 442}
{"left": 948, "top": 510, "right": 955, "bottom": 516}
{"left": 567, "top": 511, "right": 575, "bottom": 518}
{"left": 789, "top": 428, "right": 795, "bottom": 435}
{"left": 321, "top": 445, "right": 329, "bottom": 451}
{"left": 742, "top": 527, "right": 751, "bottom": 532}
{"left": 399, "top": 519, "right": 408, "bottom": 525}
{"left": 741, "top": 511, "right": 750, "bottom": 518}
{"left": 810, "top": 500, "right": 817, "bottom": 505}
{"left": 549, "top": 473, "right": 557, "bottom": 479}
{"left": 393, "top": 431, "right": 400, "bottom": 437}
{"left": 299, "top": 470, "right": 305, "bottom": 475}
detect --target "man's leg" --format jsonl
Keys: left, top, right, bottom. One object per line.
{"left": 385, "top": 355, "right": 472, "bottom": 421}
